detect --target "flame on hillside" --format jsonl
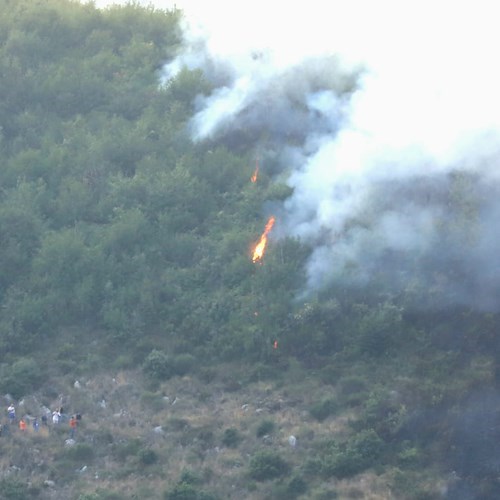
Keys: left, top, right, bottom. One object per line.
{"left": 252, "top": 216, "right": 275, "bottom": 263}
{"left": 250, "top": 160, "right": 259, "bottom": 183}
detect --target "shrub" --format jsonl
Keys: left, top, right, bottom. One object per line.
{"left": 139, "top": 447, "right": 159, "bottom": 465}
{"left": 320, "top": 429, "right": 384, "bottom": 478}
{"left": 171, "top": 353, "right": 196, "bottom": 376}
{"left": 77, "top": 491, "right": 123, "bottom": 500}
{"left": 140, "top": 391, "right": 166, "bottom": 411}
{"left": 64, "top": 443, "right": 95, "bottom": 462}
{"left": 0, "top": 478, "right": 31, "bottom": 500}
{"left": 142, "top": 349, "right": 173, "bottom": 381}
{"left": 113, "top": 438, "right": 142, "bottom": 462}
{"left": 339, "top": 375, "right": 368, "bottom": 396}
{"left": 248, "top": 451, "right": 289, "bottom": 481}
{"left": 0, "top": 357, "right": 42, "bottom": 399}
{"left": 179, "top": 470, "right": 203, "bottom": 486}
{"left": 310, "top": 398, "right": 338, "bottom": 422}
{"left": 264, "top": 476, "right": 308, "bottom": 500}
{"left": 142, "top": 350, "right": 196, "bottom": 381}
{"left": 256, "top": 419, "right": 275, "bottom": 438}
{"left": 221, "top": 428, "right": 241, "bottom": 448}
{"left": 319, "top": 364, "right": 342, "bottom": 385}
{"left": 287, "top": 475, "right": 308, "bottom": 497}
{"left": 164, "top": 482, "right": 218, "bottom": 500}
{"left": 311, "top": 488, "right": 338, "bottom": 499}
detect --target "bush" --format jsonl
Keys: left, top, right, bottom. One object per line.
{"left": 164, "top": 482, "right": 218, "bottom": 500}
{"left": 142, "top": 350, "right": 196, "bottom": 381}
{"left": 320, "top": 429, "right": 384, "bottom": 478}
{"left": 221, "top": 428, "right": 241, "bottom": 448}
{"left": 310, "top": 398, "right": 338, "bottom": 422}
{"left": 287, "top": 475, "right": 308, "bottom": 497}
{"left": 311, "top": 488, "right": 338, "bottom": 499}
{"left": 139, "top": 447, "right": 159, "bottom": 465}
{"left": 171, "top": 353, "right": 196, "bottom": 376}
{"left": 77, "top": 491, "right": 123, "bottom": 500}
{"left": 339, "top": 375, "right": 368, "bottom": 396}
{"left": 248, "top": 451, "right": 289, "bottom": 481}
{"left": 0, "top": 478, "right": 31, "bottom": 500}
{"left": 0, "top": 357, "right": 42, "bottom": 399}
{"left": 64, "top": 443, "right": 95, "bottom": 462}
{"left": 256, "top": 419, "right": 275, "bottom": 438}
{"left": 265, "top": 476, "right": 308, "bottom": 500}
{"left": 142, "top": 349, "right": 173, "bottom": 381}
{"left": 113, "top": 438, "right": 142, "bottom": 462}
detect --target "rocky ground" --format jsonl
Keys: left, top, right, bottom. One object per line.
{"left": 0, "top": 365, "right": 405, "bottom": 499}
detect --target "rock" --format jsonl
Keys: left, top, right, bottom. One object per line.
{"left": 65, "top": 439, "right": 76, "bottom": 447}
{"left": 153, "top": 426, "right": 163, "bottom": 434}
{"left": 43, "top": 480, "right": 56, "bottom": 488}
{"left": 74, "top": 380, "right": 81, "bottom": 389}
{"left": 288, "top": 435, "right": 297, "bottom": 447}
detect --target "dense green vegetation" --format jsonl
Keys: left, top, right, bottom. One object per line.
{"left": 1, "top": 1, "right": 500, "bottom": 499}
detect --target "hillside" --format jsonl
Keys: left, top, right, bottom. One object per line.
{"left": 1, "top": 1, "right": 500, "bottom": 499}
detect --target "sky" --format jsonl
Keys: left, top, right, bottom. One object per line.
{"left": 90, "top": 0, "right": 500, "bottom": 305}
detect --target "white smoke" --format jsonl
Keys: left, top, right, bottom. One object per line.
{"left": 94, "top": 0, "right": 500, "bottom": 306}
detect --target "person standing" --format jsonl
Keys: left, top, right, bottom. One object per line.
{"left": 52, "top": 410, "right": 60, "bottom": 425}
{"left": 69, "top": 415, "right": 77, "bottom": 438}
{"left": 7, "top": 404, "right": 15, "bottom": 424}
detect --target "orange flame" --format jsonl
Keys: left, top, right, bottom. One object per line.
{"left": 252, "top": 216, "right": 275, "bottom": 263}
{"left": 250, "top": 159, "right": 259, "bottom": 183}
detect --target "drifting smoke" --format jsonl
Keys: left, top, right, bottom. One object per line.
{"left": 161, "top": 1, "right": 500, "bottom": 309}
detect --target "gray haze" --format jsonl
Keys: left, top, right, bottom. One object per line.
{"left": 162, "top": 3, "right": 500, "bottom": 309}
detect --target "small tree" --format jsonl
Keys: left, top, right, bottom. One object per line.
{"left": 248, "top": 451, "right": 289, "bottom": 481}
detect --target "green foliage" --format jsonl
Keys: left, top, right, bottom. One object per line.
{"left": 139, "top": 448, "right": 159, "bottom": 465}
{"left": 0, "top": 478, "right": 32, "bottom": 500}
{"left": 113, "top": 438, "right": 143, "bottom": 462}
{"left": 256, "top": 419, "right": 275, "bottom": 437}
{"left": 248, "top": 451, "right": 289, "bottom": 481}
{"left": 342, "top": 303, "right": 404, "bottom": 358}
{"left": 356, "top": 387, "right": 408, "bottom": 440}
{"left": 64, "top": 443, "right": 95, "bottom": 462}
{"left": 318, "top": 429, "right": 384, "bottom": 478}
{"left": 0, "top": 357, "right": 42, "bottom": 399}
{"left": 164, "top": 474, "right": 219, "bottom": 500}
{"left": 309, "top": 398, "right": 339, "bottom": 422}
{"left": 221, "top": 428, "right": 241, "bottom": 448}
{"left": 142, "top": 350, "right": 196, "bottom": 381}
{"left": 164, "top": 484, "right": 216, "bottom": 500}
{"left": 0, "top": 2, "right": 493, "bottom": 498}
{"left": 171, "top": 353, "right": 197, "bottom": 376}
{"left": 142, "top": 349, "right": 172, "bottom": 380}
{"left": 338, "top": 375, "right": 369, "bottom": 406}
{"left": 310, "top": 488, "right": 338, "bottom": 499}
{"left": 266, "top": 475, "right": 308, "bottom": 499}
{"left": 77, "top": 491, "right": 123, "bottom": 500}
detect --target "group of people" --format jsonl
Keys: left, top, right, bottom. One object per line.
{"left": 2, "top": 404, "right": 80, "bottom": 438}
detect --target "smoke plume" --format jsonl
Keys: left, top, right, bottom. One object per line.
{"left": 160, "top": 0, "right": 500, "bottom": 309}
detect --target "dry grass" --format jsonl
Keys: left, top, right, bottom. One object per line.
{"left": 0, "top": 362, "right": 435, "bottom": 499}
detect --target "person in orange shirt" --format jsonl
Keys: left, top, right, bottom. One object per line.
{"left": 19, "top": 419, "right": 26, "bottom": 431}
{"left": 69, "top": 415, "right": 77, "bottom": 438}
